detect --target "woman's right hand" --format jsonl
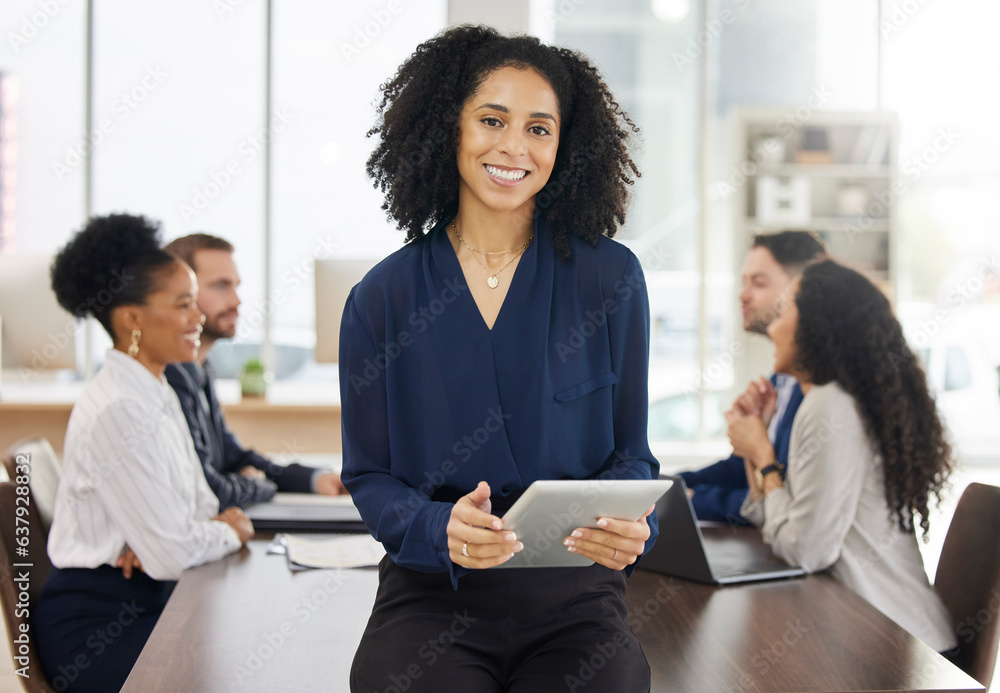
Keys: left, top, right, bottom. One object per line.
{"left": 447, "top": 481, "right": 522, "bottom": 569}
{"left": 214, "top": 507, "right": 255, "bottom": 545}
{"left": 733, "top": 377, "right": 778, "bottom": 427}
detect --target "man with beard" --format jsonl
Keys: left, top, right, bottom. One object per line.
{"left": 678, "top": 231, "right": 825, "bottom": 524}
{"left": 164, "top": 234, "right": 346, "bottom": 509}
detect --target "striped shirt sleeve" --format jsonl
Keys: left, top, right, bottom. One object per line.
{"left": 87, "top": 397, "right": 241, "bottom": 580}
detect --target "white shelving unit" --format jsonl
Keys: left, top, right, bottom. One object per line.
{"left": 726, "top": 107, "right": 900, "bottom": 387}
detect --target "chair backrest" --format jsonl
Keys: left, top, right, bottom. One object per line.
{"left": 934, "top": 482, "right": 1000, "bottom": 688}
{"left": 4, "top": 439, "right": 62, "bottom": 534}
{"left": 0, "top": 481, "right": 56, "bottom": 692}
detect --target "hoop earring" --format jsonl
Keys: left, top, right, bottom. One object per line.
{"left": 128, "top": 329, "right": 141, "bottom": 358}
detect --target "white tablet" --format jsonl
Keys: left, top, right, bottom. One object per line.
{"left": 495, "top": 479, "right": 673, "bottom": 569}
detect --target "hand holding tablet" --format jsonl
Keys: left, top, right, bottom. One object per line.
{"left": 447, "top": 481, "right": 523, "bottom": 570}
{"left": 448, "top": 479, "right": 673, "bottom": 570}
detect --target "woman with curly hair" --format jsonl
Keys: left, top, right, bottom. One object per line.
{"left": 727, "top": 259, "right": 957, "bottom": 653}
{"left": 340, "top": 25, "right": 655, "bottom": 692}
{"left": 35, "top": 214, "right": 254, "bottom": 692}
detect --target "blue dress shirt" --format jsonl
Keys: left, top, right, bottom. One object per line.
{"left": 339, "top": 218, "right": 660, "bottom": 586}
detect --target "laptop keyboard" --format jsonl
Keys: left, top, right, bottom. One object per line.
{"left": 711, "top": 563, "right": 750, "bottom": 578}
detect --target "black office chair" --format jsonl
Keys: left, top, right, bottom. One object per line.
{"left": 934, "top": 482, "right": 1000, "bottom": 689}
{"left": 0, "top": 480, "right": 55, "bottom": 692}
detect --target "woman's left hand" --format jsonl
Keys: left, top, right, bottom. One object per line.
{"left": 564, "top": 504, "right": 654, "bottom": 570}
{"left": 116, "top": 545, "right": 143, "bottom": 579}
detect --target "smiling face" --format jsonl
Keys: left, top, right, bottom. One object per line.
{"left": 455, "top": 66, "right": 561, "bottom": 219}
{"left": 116, "top": 261, "right": 206, "bottom": 375}
{"left": 766, "top": 278, "right": 801, "bottom": 378}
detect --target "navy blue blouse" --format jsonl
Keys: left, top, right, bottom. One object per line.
{"left": 339, "top": 217, "right": 660, "bottom": 585}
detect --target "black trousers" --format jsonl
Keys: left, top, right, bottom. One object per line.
{"left": 32, "top": 565, "right": 175, "bottom": 693}
{"left": 351, "top": 556, "right": 650, "bottom": 693}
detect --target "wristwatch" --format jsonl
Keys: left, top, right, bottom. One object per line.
{"left": 755, "top": 462, "right": 784, "bottom": 488}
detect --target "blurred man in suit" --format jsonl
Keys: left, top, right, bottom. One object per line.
{"left": 164, "top": 233, "right": 346, "bottom": 509}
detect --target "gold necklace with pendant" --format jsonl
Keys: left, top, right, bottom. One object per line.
{"left": 452, "top": 221, "right": 533, "bottom": 289}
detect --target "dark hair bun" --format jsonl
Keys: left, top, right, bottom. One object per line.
{"left": 50, "top": 214, "right": 175, "bottom": 335}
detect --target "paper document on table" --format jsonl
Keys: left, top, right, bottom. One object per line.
{"left": 280, "top": 533, "right": 385, "bottom": 571}
{"left": 270, "top": 492, "right": 356, "bottom": 507}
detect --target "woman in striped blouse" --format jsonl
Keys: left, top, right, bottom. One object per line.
{"left": 33, "top": 214, "right": 254, "bottom": 693}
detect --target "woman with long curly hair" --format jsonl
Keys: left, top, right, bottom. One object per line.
{"left": 726, "top": 259, "right": 957, "bottom": 653}
{"left": 340, "top": 25, "right": 655, "bottom": 692}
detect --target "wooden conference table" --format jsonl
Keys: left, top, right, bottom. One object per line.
{"left": 122, "top": 528, "right": 984, "bottom": 693}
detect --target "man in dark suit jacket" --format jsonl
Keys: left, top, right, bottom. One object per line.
{"left": 679, "top": 231, "right": 824, "bottom": 525}
{"left": 164, "top": 233, "right": 346, "bottom": 509}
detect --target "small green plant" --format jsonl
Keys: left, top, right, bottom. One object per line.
{"left": 240, "top": 358, "right": 268, "bottom": 396}
{"left": 242, "top": 358, "right": 265, "bottom": 373}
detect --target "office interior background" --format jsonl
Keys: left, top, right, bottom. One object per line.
{"left": 2, "top": 5, "right": 999, "bottom": 447}
{"left": 3, "top": 0, "right": 998, "bottom": 449}
{"left": 1, "top": 0, "right": 999, "bottom": 684}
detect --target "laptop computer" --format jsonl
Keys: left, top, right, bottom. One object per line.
{"left": 244, "top": 493, "right": 369, "bottom": 533}
{"left": 641, "top": 476, "right": 805, "bottom": 585}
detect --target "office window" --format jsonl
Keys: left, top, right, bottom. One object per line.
{"left": 882, "top": 0, "right": 1000, "bottom": 464}
{"left": 554, "top": 0, "right": 879, "bottom": 440}
{"left": 91, "top": 1, "right": 267, "bottom": 375}
{"left": 0, "top": 0, "right": 86, "bottom": 253}
{"left": 554, "top": 0, "right": 706, "bottom": 439}
{"left": 944, "top": 346, "right": 972, "bottom": 392}
{"left": 883, "top": 0, "right": 1000, "bottom": 304}
{"left": 269, "top": 0, "right": 447, "bottom": 380}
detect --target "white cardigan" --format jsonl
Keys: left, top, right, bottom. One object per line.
{"left": 742, "top": 381, "right": 956, "bottom": 652}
